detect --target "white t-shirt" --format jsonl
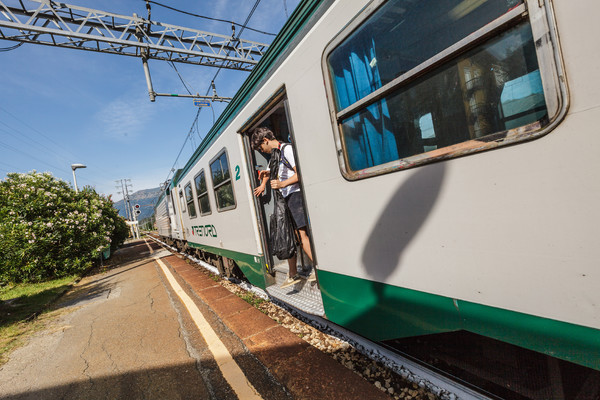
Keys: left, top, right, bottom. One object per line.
{"left": 279, "top": 144, "right": 300, "bottom": 198}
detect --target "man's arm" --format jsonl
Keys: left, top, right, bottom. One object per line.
{"left": 254, "top": 170, "right": 270, "bottom": 196}
{"left": 270, "top": 167, "right": 298, "bottom": 189}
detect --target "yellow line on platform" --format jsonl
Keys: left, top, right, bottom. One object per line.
{"left": 143, "top": 238, "right": 154, "bottom": 254}
{"left": 153, "top": 255, "right": 263, "bottom": 400}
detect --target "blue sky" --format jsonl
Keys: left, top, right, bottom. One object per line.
{"left": 0, "top": 0, "right": 300, "bottom": 201}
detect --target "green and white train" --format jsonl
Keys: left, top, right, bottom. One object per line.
{"left": 155, "top": 0, "right": 599, "bottom": 372}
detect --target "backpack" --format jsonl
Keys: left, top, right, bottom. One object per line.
{"left": 269, "top": 143, "right": 293, "bottom": 180}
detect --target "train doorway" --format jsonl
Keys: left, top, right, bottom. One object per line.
{"left": 240, "top": 90, "right": 324, "bottom": 316}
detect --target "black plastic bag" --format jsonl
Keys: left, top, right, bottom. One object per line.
{"left": 269, "top": 190, "right": 297, "bottom": 259}
{"left": 268, "top": 147, "right": 296, "bottom": 259}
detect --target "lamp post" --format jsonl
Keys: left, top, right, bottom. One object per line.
{"left": 71, "top": 163, "right": 87, "bottom": 193}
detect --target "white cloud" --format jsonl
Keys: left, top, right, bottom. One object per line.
{"left": 93, "top": 94, "right": 154, "bottom": 141}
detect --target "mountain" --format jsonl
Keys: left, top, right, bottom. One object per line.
{"left": 112, "top": 187, "right": 162, "bottom": 222}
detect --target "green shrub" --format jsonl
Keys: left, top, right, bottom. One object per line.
{"left": 0, "top": 172, "right": 128, "bottom": 283}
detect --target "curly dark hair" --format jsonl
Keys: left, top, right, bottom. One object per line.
{"left": 250, "top": 127, "right": 275, "bottom": 150}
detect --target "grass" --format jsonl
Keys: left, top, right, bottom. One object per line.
{"left": 0, "top": 276, "right": 78, "bottom": 365}
{"left": 238, "top": 290, "right": 267, "bottom": 308}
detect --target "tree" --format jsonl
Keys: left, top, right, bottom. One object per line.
{"left": 0, "top": 172, "right": 128, "bottom": 283}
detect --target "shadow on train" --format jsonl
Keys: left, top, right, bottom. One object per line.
{"left": 338, "top": 163, "right": 456, "bottom": 340}
{"left": 361, "top": 162, "right": 446, "bottom": 283}
{"left": 348, "top": 163, "right": 600, "bottom": 399}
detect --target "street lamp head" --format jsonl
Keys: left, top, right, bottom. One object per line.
{"left": 71, "top": 163, "right": 87, "bottom": 171}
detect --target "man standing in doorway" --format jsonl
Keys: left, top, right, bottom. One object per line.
{"left": 251, "top": 127, "right": 316, "bottom": 288}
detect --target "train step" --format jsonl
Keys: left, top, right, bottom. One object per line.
{"left": 266, "top": 266, "right": 325, "bottom": 317}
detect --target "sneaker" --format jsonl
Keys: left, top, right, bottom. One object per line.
{"left": 307, "top": 271, "right": 317, "bottom": 282}
{"left": 280, "top": 275, "right": 301, "bottom": 289}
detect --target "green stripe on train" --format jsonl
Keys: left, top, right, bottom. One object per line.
{"left": 318, "top": 270, "right": 600, "bottom": 370}
{"left": 186, "top": 242, "right": 266, "bottom": 289}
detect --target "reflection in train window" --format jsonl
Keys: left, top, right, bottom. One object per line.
{"left": 325, "top": 0, "right": 562, "bottom": 179}
{"left": 419, "top": 113, "right": 437, "bottom": 153}
{"left": 210, "top": 150, "right": 236, "bottom": 211}
{"left": 194, "top": 170, "right": 212, "bottom": 216}
{"left": 184, "top": 182, "right": 197, "bottom": 218}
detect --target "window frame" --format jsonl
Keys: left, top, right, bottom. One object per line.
{"left": 184, "top": 182, "right": 197, "bottom": 218}
{"left": 178, "top": 189, "right": 186, "bottom": 213}
{"left": 321, "top": 0, "right": 568, "bottom": 181}
{"left": 209, "top": 148, "right": 237, "bottom": 212}
{"left": 193, "top": 169, "right": 212, "bottom": 216}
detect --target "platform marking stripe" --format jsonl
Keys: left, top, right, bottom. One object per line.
{"left": 143, "top": 238, "right": 154, "bottom": 253}
{"left": 154, "top": 256, "right": 263, "bottom": 400}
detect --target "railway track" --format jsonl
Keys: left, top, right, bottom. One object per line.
{"left": 146, "top": 234, "right": 497, "bottom": 400}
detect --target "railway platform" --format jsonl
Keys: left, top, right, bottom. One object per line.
{"left": 0, "top": 239, "right": 391, "bottom": 400}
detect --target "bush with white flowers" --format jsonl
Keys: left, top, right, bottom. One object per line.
{"left": 0, "top": 172, "right": 129, "bottom": 283}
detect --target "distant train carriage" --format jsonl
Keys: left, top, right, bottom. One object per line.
{"left": 155, "top": 0, "right": 600, "bottom": 372}
{"left": 154, "top": 192, "right": 171, "bottom": 239}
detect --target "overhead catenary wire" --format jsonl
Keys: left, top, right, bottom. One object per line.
{"left": 0, "top": 139, "right": 105, "bottom": 188}
{"left": 165, "top": 107, "right": 202, "bottom": 181}
{"left": 0, "top": 0, "right": 284, "bottom": 193}
{"left": 169, "top": 61, "right": 195, "bottom": 96}
{"left": 0, "top": 159, "right": 24, "bottom": 173}
{"left": 0, "top": 105, "right": 82, "bottom": 164}
{"left": 0, "top": 42, "right": 23, "bottom": 52}
{"left": 163, "top": 0, "right": 265, "bottom": 186}
{"left": 0, "top": 105, "right": 114, "bottom": 186}
{"left": 0, "top": 140, "right": 70, "bottom": 174}
{"left": 144, "top": 0, "right": 276, "bottom": 36}
{"left": 0, "top": 122, "right": 75, "bottom": 167}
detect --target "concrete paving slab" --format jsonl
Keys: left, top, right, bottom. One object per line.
{"left": 0, "top": 240, "right": 292, "bottom": 400}
{"left": 159, "top": 246, "right": 391, "bottom": 400}
{"left": 0, "top": 243, "right": 212, "bottom": 400}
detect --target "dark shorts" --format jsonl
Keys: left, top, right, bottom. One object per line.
{"left": 285, "top": 191, "right": 307, "bottom": 229}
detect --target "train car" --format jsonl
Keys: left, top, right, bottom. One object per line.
{"left": 155, "top": 171, "right": 186, "bottom": 245}
{"left": 154, "top": 192, "right": 171, "bottom": 239}
{"left": 157, "top": 0, "right": 600, "bottom": 373}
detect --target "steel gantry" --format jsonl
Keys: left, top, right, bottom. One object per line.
{"left": 0, "top": 0, "right": 269, "bottom": 100}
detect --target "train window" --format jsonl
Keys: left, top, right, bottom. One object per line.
{"left": 323, "top": 0, "right": 566, "bottom": 179}
{"left": 184, "top": 182, "right": 197, "bottom": 218}
{"left": 194, "top": 170, "right": 212, "bottom": 216}
{"left": 210, "top": 150, "right": 236, "bottom": 211}
{"left": 179, "top": 190, "right": 186, "bottom": 213}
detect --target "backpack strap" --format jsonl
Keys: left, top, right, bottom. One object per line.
{"left": 280, "top": 143, "right": 294, "bottom": 171}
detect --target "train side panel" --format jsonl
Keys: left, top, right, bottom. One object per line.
{"left": 235, "top": 0, "right": 600, "bottom": 369}
{"left": 160, "top": 0, "right": 599, "bottom": 370}
{"left": 171, "top": 129, "right": 266, "bottom": 288}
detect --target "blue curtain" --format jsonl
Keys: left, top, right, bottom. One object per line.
{"left": 333, "top": 39, "right": 398, "bottom": 171}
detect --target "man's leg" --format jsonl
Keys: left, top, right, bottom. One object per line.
{"left": 298, "top": 228, "right": 313, "bottom": 262}
{"left": 287, "top": 254, "right": 298, "bottom": 277}
{"left": 297, "top": 228, "right": 317, "bottom": 282}
{"left": 281, "top": 255, "right": 301, "bottom": 288}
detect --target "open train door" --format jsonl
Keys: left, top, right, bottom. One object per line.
{"left": 239, "top": 90, "right": 324, "bottom": 316}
